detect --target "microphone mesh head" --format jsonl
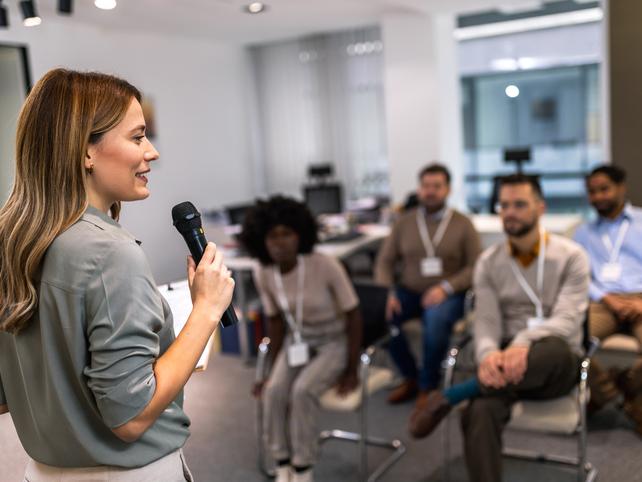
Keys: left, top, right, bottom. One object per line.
{"left": 172, "top": 201, "right": 202, "bottom": 233}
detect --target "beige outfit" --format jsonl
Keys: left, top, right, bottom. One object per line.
{"left": 23, "top": 449, "right": 193, "bottom": 482}
{"left": 375, "top": 207, "right": 481, "bottom": 293}
{"left": 589, "top": 294, "right": 642, "bottom": 346}
{"left": 254, "top": 252, "right": 359, "bottom": 466}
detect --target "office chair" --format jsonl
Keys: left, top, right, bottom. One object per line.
{"left": 441, "top": 312, "right": 599, "bottom": 482}
{"left": 255, "top": 281, "right": 406, "bottom": 482}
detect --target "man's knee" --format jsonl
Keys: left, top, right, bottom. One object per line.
{"left": 461, "top": 397, "right": 510, "bottom": 435}
{"left": 528, "top": 336, "right": 573, "bottom": 370}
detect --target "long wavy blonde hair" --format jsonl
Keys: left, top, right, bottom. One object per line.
{"left": 0, "top": 69, "right": 141, "bottom": 334}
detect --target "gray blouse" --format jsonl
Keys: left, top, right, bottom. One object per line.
{"left": 0, "top": 206, "right": 190, "bottom": 468}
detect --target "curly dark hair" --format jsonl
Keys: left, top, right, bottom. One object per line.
{"left": 239, "top": 195, "right": 319, "bottom": 265}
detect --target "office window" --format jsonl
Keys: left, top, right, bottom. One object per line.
{"left": 250, "top": 27, "right": 388, "bottom": 200}
{"left": 457, "top": 6, "right": 603, "bottom": 214}
{"left": 0, "top": 45, "right": 30, "bottom": 204}
{"left": 462, "top": 64, "right": 601, "bottom": 213}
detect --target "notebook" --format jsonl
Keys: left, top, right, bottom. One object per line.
{"left": 157, "top": 279, "right": 214, "bottom": 371}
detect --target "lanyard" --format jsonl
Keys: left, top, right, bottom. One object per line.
{"left": 273, "top": 255, "right": 305, "bottom": 343}
{"left": 509, "top": 226, "right": 547, "bottom": 320}
{"left": 416, "top": 207, "right": 453, "bottom": 258}
{"left": 601, "top": 219, "right": 629, "bottom": 263}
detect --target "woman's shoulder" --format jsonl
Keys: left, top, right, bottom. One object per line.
{"left": 43, "top": 218, "right": 147, "bottom": 291}
{"left": 306, "top": 251, "right": 345, "bottom": 275}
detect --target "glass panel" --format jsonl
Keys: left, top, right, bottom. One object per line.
{"left": 0, "top": 45, "right": 29, "bottom": 204}
{"left": 463, "top": 64, "right": 602, "bottom": 214}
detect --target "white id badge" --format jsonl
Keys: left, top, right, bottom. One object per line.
{"left": 600, "top": 262, "right": 623, "bottom": 282}
{"left": 527, "top": 317, "right": 544, "bottom": 330}
{"left": 421, "top": 257, "right": 443, "bottom": 277}
{"left": 287, "top": 341, "right": 310, "bottom": 367}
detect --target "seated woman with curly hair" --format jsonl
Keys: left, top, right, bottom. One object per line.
{"left": 240, "top": 195, "right": 362, "bottom": 482}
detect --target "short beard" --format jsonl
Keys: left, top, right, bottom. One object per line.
{"left": 422, "top": 200, "right": 446, "bottom": 214}
{"left": 504, "top": 218, "right": 537, "bottom": 238}
{"left": 593, "top": 201, "right": 619, "bottom": 218}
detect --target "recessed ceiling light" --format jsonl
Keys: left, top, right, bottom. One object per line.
{"left": 20, "top": 0, "right": 41, "bottom": 27}
{"left": 245, "top": 2, "right": 267, "bottom": 14}
{"left": 94, "top": 0, "right": 116, "bottom": 10}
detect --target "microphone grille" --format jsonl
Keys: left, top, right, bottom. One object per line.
{"left": 172, "top": 201, "right": 202, "bottom": 232}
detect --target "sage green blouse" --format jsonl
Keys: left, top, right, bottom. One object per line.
{"left": 0, "top": 206, "right": 190, "bottom": 468}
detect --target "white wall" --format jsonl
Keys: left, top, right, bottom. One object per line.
{"left": 0, "top": 18, "right": 254, "bottom": 283}
{"left": 381, "top": 12, "right": 465, "bottom": 208}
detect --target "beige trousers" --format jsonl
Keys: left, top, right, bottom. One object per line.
{"left": 23, "top": 449, "right": 193, "bottom": 482}
{"left": 263, "top": 336, "right": 347, "bottom": 467}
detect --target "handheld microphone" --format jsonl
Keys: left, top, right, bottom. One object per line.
{"left": 172, "top": 201, "right": 238, "bottom": 328}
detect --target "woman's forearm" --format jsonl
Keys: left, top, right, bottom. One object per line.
{"left": 111, "top": 305, "right": 218, "bottom": 442}
{"left": 0, "top": 404, "right": 8, "bottom": 415}
{"left": 267, "top": 316, "right": 286, "bottom": 369}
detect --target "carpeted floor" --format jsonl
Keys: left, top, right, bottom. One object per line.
{"left": 2, "top": 353, "right": 642, "bottom": 482}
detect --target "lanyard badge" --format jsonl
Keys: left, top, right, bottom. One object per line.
{"left": 509, "top": 226, "right": 547, "bottom": 329}
{"left": 417, "top": 208, "right": 452, "bottom": 277}
{"left": 273, "top": 256, "right": 309, "bottom": 367}
{"left": 600, "top": 219, "right": 629, "bottom": 282}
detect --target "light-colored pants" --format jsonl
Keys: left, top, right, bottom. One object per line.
{"left": 263, "top": 336, "right": 347, "bottom": 467}
{"left": 590, "top": 294, "right": 642, "bottom": 345}
{"left": 23, "top": 449, "right": 193, "bottom": 482}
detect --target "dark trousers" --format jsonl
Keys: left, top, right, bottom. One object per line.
{"left": 460, "top": 336, "right": 581, "bottom": 482}
{"left": 387, "top": 287, "right": 465, "bottom": 390}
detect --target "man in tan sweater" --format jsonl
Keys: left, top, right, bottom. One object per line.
{"left": 375, "top": 164, "right": 481, "bottom": 406}
{"left": 409, "top": 174, "right": 589, "bottom": 482}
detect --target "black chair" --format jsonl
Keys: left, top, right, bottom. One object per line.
{"left": 255, "top": 281, "right": 406, "bottom": 482}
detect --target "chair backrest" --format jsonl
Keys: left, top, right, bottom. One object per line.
{"left": 352, "top": 281, "right": 390, "bottom": 349}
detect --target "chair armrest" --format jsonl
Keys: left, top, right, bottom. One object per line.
{"left": 442, "top": 334, "right": 473, "bottom": 389}
{"left": 584, "top": 336, "right": 600, "bottom": 359}
{"left": 255, "top": 337, "right": 271, "bottom": 383}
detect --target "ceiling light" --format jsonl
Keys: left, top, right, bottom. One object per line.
{"left": 505, "top": 85, "right": 520, "bottom": 98}
{"left": 0, "top": 2, "right": 8, "bottom": 28}
{"left": 245, "top": 2, "right": 266, "bottom": 14}
{"left": 58, "top": 0, "right": 72, "bottom": 14}
{"left": 455, "top": 7, "right": 603, "bottom": 40}
{"left": 497, "top": 1, "right": 542, "bottom": 15}
{"left": 491, "top": 58, "right": 518, "bottom": 71}
{"left": 94, "top": 0, "right": 116, "bottom": 10}
{"left": 20, "top": 0, "right": 41, "bottom": 27}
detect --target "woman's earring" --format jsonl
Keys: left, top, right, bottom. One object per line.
{"left": 87, "top": 163, "right": 94, "bottom": 175}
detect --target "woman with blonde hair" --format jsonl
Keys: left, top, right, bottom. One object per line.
{"left": 0, "top": 68, "right": 234, "bottom": 481}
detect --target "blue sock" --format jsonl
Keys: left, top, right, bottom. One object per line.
{"left": 443, "top": 377, "right": 480, "bottom": 406}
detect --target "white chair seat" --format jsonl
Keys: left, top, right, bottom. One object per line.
{"left": 320, "top": 367, "right": 394, "bottom": 411}
{"left": 508, "top": 388, "right": 579, "bottom": 434}
{"left": 601, "top": 334, "right": 639, "bottom": 352}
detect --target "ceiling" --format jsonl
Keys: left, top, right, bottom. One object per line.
{"left": 32, "top": 0, "right": 580, "bottom": 45}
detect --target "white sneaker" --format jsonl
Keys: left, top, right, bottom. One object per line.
{"left": 291, "top": 468, "right": 314, "bottom": 482}
{"left": 275, "top": 465, "right": 292, "bottom": 482}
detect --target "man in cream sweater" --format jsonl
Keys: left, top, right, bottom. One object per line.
{"left": 409, "top": 174, "right": 590, "bottom": 482}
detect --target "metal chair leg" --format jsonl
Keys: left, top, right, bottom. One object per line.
{"left": 319, "top": 347, "right": 406, "bottom": 482}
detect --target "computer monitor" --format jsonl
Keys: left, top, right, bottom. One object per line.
{"left": 224, "top": 202, "right": 253, "bottom": 226}
{"left": 303, "top": 184, "right": 343, "bottom": 216}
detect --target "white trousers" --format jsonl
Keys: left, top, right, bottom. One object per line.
{"left": 23, "top": 449, "right": 193, "bottom": 482}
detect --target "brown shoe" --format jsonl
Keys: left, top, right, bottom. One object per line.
{"left": 623, "top": 393, "right": 642, "bottom": 436}
{"left": 387, "top": 379, "right": 418, "bottom": 404}
{"left": 408, "top": 391, "right": 452, "bottom": 439}
{"left": 612, "top": 363, "right": 642, "bottom": 401}
{"left": 415, "top": 390, "right": 431, "bottom": 410}
{"left": 588, "top": 361, "right": 619, "bottom": 414}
